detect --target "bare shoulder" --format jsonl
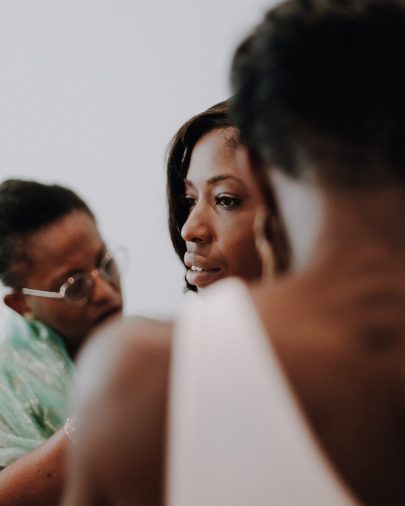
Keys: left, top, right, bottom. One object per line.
{"left": 76, "top": 316, "right": 173, "bottom": 399}
{"left": 73, "top": 315, "right": 173, "bottom": 433}
{"left": 65, "top": 317, "right": 173, "bottom": 505}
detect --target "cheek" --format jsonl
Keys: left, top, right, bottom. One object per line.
{"left": 33, "top": 301, "right": 88, "bottom": 334}
{"left": 219, "top": 216, "right": 261, "bottom": 278}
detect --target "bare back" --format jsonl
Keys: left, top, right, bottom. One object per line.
{"left": 252, "top": 256, "right": 405, "bottom": 505}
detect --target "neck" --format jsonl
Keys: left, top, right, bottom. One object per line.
{"left": 310, "top": 185, "right": 405, "bottom": 273}
{"left": 271, "top": 166, "right": 405, "bottom": 273}
{"left": 64, "top": 338, "right": 83, "bottom": 361}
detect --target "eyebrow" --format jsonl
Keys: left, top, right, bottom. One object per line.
{"left": 51, "top": 245, "right": 107, "bottom": 287}
{"left": 184, "top": 174, "right": 246, "bottom": 187}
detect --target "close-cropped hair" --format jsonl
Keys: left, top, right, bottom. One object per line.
{"left": 0, "top": 179, "right": 94, "bottom": 289}
{"left": 231, "top": 0, "right": 405, "bottom": 187}
{"left": 166, "top": 100, "right": 240, "bottom": 291}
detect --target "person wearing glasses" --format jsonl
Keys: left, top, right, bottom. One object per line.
{"left": 0, "top": 178, "right": 123, "bottom": 505}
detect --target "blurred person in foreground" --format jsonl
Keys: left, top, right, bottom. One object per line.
{"left": 0, "top": 179, "right": 123, "bottom": 505}
{"left": 63, "top": 1, "right": 405, "bottom": 505}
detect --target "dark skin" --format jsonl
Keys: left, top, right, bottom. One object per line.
{"left": 63, "top": 186, "right": 405, "bottom": 505}
{"left": 252, "top": 270, "right": 405, "bottom": 505}
{"left": 0, "top": 429, "right": 67, "bottom": 506}
{"left": 62, "top": 318, "right": 171, "bottom": 506}
{"left": 4, "top": 210, "right": 123, "bottom": 359}
{"left": 0, "top": 210, "right": 123, "bottom": 505}
{"left": 181, "top": 129, "right": 263, "bottom": 289}
{"left": 251, "top": 185, "right": 405, "bottom": 505}
{"left": 62, "top": 274, "right": 405, "bottom": 505}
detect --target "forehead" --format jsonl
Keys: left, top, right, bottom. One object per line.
{"left": 23, "top": 210, "right": 103, "bottom": 270}
{"left": 186, "top": 128, "right": 252, "bottom": 185}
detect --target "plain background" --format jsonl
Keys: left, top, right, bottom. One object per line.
{"left": 0, "top": 0, "right": 275, "bottom": 318}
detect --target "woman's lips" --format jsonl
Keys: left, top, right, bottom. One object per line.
{"left": 184, "top": 252, "right": 223, "bottom": 287}
{"left": 186, "top": 265, "right": 222, "bottom": 287}
{"left": 189, "top": 265, "right": 220, "bottom": 273}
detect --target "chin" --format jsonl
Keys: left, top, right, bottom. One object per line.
{"left": 196, "top": 277, "right": 225, "bottom": 290}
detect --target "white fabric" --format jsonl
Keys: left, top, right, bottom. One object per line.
{"left": 168, "top": 278, "right": 358, "bottom": 506}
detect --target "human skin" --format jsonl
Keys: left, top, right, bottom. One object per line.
{"left": 0, "top": 429, "right": 67, "bottom": 506}
{"left": 4, "top": 209, "right": 123, "bottom": 358}
{"left": 0, "top": 209, "right": 123, "bottom": 505}
{"left": 250, "top": 173, "right": 405, "bottom": 505}
{"left": 62, "top": 178, "right": 405, "bottom": 506}
{"left": 181, "top": 128, "right": 263, "bottom": 289}
{"left": 62, "top": 317, "right": 171, "bottom": 506}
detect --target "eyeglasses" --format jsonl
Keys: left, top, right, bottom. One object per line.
{"left": 21, "top": 249, "right": 126, "bottom": 306}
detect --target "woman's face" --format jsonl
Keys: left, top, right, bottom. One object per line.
{"left": 181, "top": 128, "right": 263, "bottom": 289}
{"left": 9, "top": 210, "right": 123, "bottom": 354}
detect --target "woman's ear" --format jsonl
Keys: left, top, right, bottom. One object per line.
{"left": 4, "top": 292, "right": 31, "bottom": 317}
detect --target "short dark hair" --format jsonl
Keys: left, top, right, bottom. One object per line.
{"left": 231, "top": 0, "right": 405, "bottom": 187}
{"left": 0, "top": 179, "right": 94, "bottom": 288}
{"left": 166, "top": 100, "right": 240, "bottom": 291}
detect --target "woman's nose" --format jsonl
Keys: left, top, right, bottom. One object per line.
{"left": 181, "top": 205, "right": 212, "bottom": 244}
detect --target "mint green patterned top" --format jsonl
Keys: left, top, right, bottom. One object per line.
{"left": 0, "top": 309, "right": 74, "bottom": 467}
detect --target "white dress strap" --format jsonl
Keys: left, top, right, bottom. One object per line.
{"left": 167, "top": 278, "right": 358, "bottom": 506}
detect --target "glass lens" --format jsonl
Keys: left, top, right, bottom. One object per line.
{"left": 100, "top": 248, "right": 127, "bottom": 280}
{"left": 101, "top": 255, "right": 119, "bottom": 279}
{"left": 64, "top": 274, "right": 93, "bottom": 304}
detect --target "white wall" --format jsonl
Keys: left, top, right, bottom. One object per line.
{"left": 0, "top": 0, "right": 275, "bottom": 318}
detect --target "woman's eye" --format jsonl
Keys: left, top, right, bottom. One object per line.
{"left": 184, "top": 196, "right": 197, "bottom": 209}
{"left": 215, "top": 195, "right": 241, "bottom": 209}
